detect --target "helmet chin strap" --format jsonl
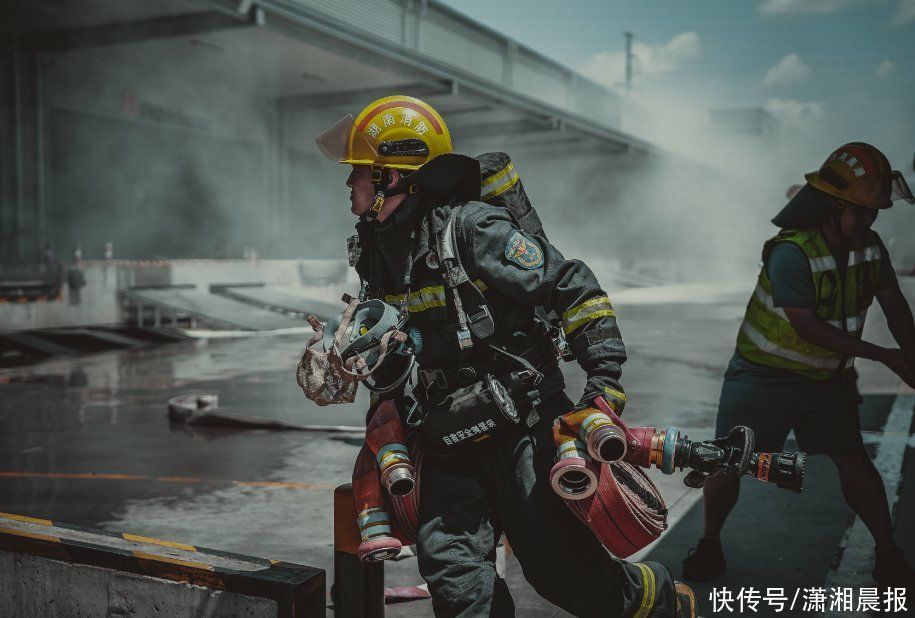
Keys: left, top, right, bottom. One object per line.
{"left": 362, "top": 166, "right": 418, "bottom": 223}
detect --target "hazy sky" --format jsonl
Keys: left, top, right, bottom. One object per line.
{"left": 437, "top": 0, "right": 915, "bottom": 271}
{"left": 439, "top": 0, "right": 915, "bottom": 139}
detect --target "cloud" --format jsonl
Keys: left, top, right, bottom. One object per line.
{"left": 654, "top": 32, "right": 703, "bottom": 71}
{"left": 892, "top": 0, "right": 915, "bottom": 24}
{"left": 764, "top": 97, "right": 824, "bottom": 121}
{"left": 761, "top": 54, "right": 811, "bottom": 88}
{"left": 875, "top": 59, "right": 898, "bottom": 77}
{"left": 758, "top": 0, "right": 851, "bottom": 15}
{"left": 579, "top": 32, "right": 701, "bottom": 89}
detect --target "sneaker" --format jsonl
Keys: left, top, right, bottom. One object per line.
{"left": 675, "top": 581, "right": 697, "bottom": 618}
{"left": 682, "top": 538, "right": 726, "bottom": 582}
{"left": 873, "top": 547, "right": 915, "bottom": 588}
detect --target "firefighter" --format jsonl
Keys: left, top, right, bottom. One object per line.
{"left": 316, "top": 96, "right": 696, "bottom": 616}
{"left": 682, "top": 143, "right": 915, "bottom": 587}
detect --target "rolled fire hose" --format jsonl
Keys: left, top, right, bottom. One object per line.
{"left": 355, "top": 398, "right": 664, "bottom": 561}
{"left": 563, "top": 461, "right": 668, "bottom": 558}
{"left": 352, "top": 400, "right": 422, "bottom": 562}
{"left": 551, "top": 405, "right": 667, "bottom": 557}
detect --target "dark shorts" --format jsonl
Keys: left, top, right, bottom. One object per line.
{"left": 715, "top": 354, "right": 866, "bottom": 457}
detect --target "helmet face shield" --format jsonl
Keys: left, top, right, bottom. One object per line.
{"left": 314, "top": 114, "right": 376, "bottom": 164}
{"left": 891, "top": 171, "right": 914, "bottom": 205}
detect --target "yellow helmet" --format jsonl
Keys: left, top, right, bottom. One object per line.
{"left": 316, "top": 95, "right": 452, "bottom": 171}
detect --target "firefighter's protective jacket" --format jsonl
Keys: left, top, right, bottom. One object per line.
{"left": 354, "top": 194, "right": 627, "bottom": 411}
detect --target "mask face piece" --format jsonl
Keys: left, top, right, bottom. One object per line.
{"left": 297, "top": 301, "right": 364, "bottom": 406}
{"left": 297, "top": 298, "right": 414, "bottom": 405}
{"left": 338, "top": 300, "right": 406, "bottom": 364}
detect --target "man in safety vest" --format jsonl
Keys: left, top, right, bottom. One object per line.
{"left": 682, "top": 143, "right": 915, "bottom": 587}
{"left": 316, "top": 96, "right": 697, "bottom": 616}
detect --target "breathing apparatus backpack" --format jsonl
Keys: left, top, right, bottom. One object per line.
{"left": 407, "top": 151, "right": 567, "bottom": 359}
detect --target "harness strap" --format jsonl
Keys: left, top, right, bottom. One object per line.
{"left": 435, "top": 203, "right": 495, "bottom": 345}
{"left": 365, "top": 166, "right": 419, "bottom": 223}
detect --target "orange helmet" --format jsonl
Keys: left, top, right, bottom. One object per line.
{"left": 804, "top": 142, "right": 913, "bottom": 209}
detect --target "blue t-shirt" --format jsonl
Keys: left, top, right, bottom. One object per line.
{"left": 765, "top": 239, "right": 896, "bottom": 309}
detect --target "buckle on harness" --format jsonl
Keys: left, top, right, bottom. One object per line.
{"left": 403, "top": 395, "right": 424, "bottom": 428}
{"left": 466, "top": 306, "right": 495, "bottom": 340}
{"left": 515, "top": 368, "right": 543, "bottom": 386}
{"left": 457, "top": 327, "right": 473, "bottom": 349}
{"left": 418, "top": 368, "right": 448, "bottom": 391}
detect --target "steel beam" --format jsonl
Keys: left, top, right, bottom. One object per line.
{"left": 449, "top": 119, "right": 547, "bottom": 140}
{"left": 19, "top": 11, "right": 256, "bottom": 54}
{"left": 226, "top": 0, "right": 651, "bottom": 154}
{"left": 434, "top": 104, "right": 493, "bottom": 118}
{"left": 276, "top": 80, "right": 454, "bottom": 112}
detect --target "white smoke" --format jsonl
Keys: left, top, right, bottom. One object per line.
{"left": 875, "top": 59, "right": 898, "bottom": 77}
{"left": 579, "top": 32, "right": 702, "bottom": 91}
{"left": 892, "top": 0, "right": 915, "bottom": 25}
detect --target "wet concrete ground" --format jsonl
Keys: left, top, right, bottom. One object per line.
{"left": 1, "top": 280, "right": 913, "bottom": 616}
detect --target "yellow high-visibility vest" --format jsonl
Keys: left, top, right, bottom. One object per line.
{"left": 736, "top": 227, "right": 882, "bottom": 380}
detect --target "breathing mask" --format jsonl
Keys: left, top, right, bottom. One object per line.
{"left": 297, "top": 296, "right": 417, "bottom": 405}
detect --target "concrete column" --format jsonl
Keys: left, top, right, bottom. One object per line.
{"left": 416, "top": 0, "right": 427, "bottom": 53}
{"left": 266, "top": 104, "right": 285, "bottom": 253}
{"left": 568, "top": 72, "right": 579, "bottom": 112}
{"left": 402, "top": 0, "right": 413, "bottom": 48}
{"left": 0, "top": 42, "right": 44, "bottom": 261}
{"left": 0, "top": 40, "right": 13, "bottom": 260}
{"left": 504, "top": 40, "right": 517, "bottom": 90}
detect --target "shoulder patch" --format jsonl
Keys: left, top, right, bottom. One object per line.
{"left": 504, "top": 231, "right": 543, "bottom": 269}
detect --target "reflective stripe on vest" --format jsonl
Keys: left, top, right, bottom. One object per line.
{"left": 740, "top": 320, "right": 843, "bottom": 370}
{"left": 736, "top": 227, "right": 881, "bottom": 380}
{"left": 753, "top": 281, "right": 868, "bottom": 334}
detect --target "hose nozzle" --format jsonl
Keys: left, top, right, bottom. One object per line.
{"left": 591, "top": 397, "right": 806, "bottom": 492}
{"left": 750, "top": 451, "right": 806, "bottom": 493}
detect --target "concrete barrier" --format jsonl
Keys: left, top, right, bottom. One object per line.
{"left": 0, "top": 258, "right": 350, "bottom": 333}
{"left": 0, "top": 512, "right": 325, "bottom": 617}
